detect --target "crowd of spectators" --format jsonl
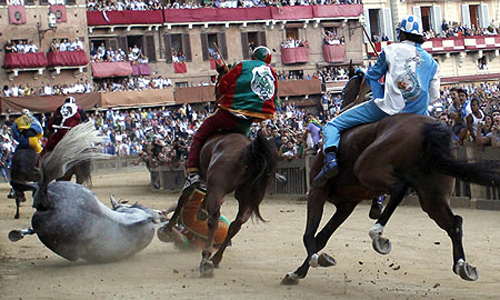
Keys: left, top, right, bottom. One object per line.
{"left": 1, "top": 81, "right": 93, "bottom": 98}
{"left": 50, "top": 39, "right": 85, "bottom": 52}
{"left": 428, "top": 83, "right": 500, "bottom": 147}
{"left": 281, "top": 37, "right": 309, "bottom": 49}
{"left": 86, "top": 0, "right": 361, "bottom": 11}
{"left": 87, "top": 0, "right": 163, "bottom": 11}
{"left": 90, "top": 43, "right": 149, "bottom": 64}
{"left": 0, "top": 74, "right": 174, "bottom": 97}
{"left": 94, "top": 75, "right": 172, "bottom": 92}
{"left": 423, "top": 20, "right": 500, "bottom": 40}
{"left": 323, "top": 30, "right": 346, "bottom": 45}
{"left": 2, "top": 80, "right": 500, "bottom": 181}
{"left": 3, "top": 40, "right": 39, "bottom": 54}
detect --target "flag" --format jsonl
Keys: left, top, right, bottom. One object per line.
{"left": 9, "top": 6, "right": 26, "bottom": 25}
{"left": 102, "top": 10, "right": 110, "bottom": 23}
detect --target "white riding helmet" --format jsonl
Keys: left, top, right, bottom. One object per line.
{"left": 398, "top": 15, "right": 424, "bottom": 36}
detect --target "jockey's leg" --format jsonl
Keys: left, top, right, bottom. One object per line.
{"left": 185, "top": 109, "right": 240, "bottom": 189}
{"left": 313, "top": 100, "right": 388, "bottom": 187}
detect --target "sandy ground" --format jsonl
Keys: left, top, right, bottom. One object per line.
{"left": 1, "top": 170, "right": 500, "bottom": 300}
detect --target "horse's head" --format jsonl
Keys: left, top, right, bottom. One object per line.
{"left": 341, "top": 61, "right": 366, "bottom": 111}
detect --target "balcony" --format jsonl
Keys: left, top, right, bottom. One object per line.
{"left": 281, "top": 47, "right": 309, "bottom": 64}
{"left": 322, "top": 44, "right": 345, "bottom": 63}
{"left": 86, "top": 5, "right": 363, "bottom": 26}
{"left": 422, "top": 35, "right": 500, "bottom": 53}
{"left": 47, "top": 50, "right": 89, "bottom": 78}
{"left": 90, "top": 62, "right": 150, "bottom": 78}
{"left": 3, "top": 52, "right": 48, "bottom": 80}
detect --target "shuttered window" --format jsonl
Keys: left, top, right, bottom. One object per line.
{"left": 66, "top": 0, "right": 77, "bottom": 4}
{"left": 164, "top": 33, "right": 192, "bottom": 63}
{"left": 201, "top": 32, "right": 227, "bottom": 61}
{"left": 182, "top": 33, "right": 192, "bottom": 62}
{"left": 242, "top": 31, "right": 267, "bottom": 59}
{"left": 0, "top": 0, "right": 7, "bottom": 5}
{"left": 144, "top": 35, "right": 156, "bottom": 62}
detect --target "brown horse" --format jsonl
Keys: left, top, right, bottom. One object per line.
{"left": 281, "top": 75, "right": 500, "bottom": 284}
{"left": 158, "top": 132, "right": 277, "bottom": 276}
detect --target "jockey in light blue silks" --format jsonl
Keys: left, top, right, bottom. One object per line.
{"left": 313, "top": 15, "right": 441, "bottom": 187}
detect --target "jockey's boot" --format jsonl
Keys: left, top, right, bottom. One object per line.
{"left": 313, "top": 150, "right": 338, "bottom": 188}
{"left": 369, "top": 195, "right": 386, "bottom": 220}
{"left": 183, "top": 171, "right": 202, "bottom": 192}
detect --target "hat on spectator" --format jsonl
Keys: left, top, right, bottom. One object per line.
{"left": 21, "top": 108, "right": 30, "bottom": 116}
{"left": 251, "top": 46, "right": 272, "bottom": 64}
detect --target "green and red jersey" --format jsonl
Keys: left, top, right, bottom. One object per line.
{"left": 217, "top": 60, "right": 278, "bottom": 120}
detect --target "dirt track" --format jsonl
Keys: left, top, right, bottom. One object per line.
{"left": 1, "top": 171, "right": 499, "bottom": 300}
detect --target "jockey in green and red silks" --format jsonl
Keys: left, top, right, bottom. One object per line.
{"left": 184, "top": 46, "right": 279, "bottom": 191}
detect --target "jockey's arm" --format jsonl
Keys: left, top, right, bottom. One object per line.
{"left": 217, "top": 62, "right": 242, "bottom": 98}
{"left": 365, "top": 51, "right": 388, "bottom": 100}
{"left": 428, "top": 65, "right": 441, "bottom": 105}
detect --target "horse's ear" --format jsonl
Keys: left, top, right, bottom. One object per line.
{"left": 110, "top": 195, "right": 118, "bottom": 209}
{"left": 348, "top": 59, "right": 355, "bottom": 78}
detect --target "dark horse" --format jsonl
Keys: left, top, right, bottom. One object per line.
{"left": 158, "top": 132, "right": 277, "bottom": 276}
{"left": 10, "top": 148, "right": 92, "bottom": 219}
{"left": 281, "top": 71, "right": 500, "bottom": 284}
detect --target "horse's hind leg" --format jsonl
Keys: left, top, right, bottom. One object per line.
{"left": 417, "top": 176, "right": 478, "bottom": 281}
{"left": 370, "top": 178, "right": 411, "bottom": 255}
{"left": 282, "top": 189, "right": 356, "bottom": 285}
{"left": 199, "top": 188, "right": 225, "bottom": 277}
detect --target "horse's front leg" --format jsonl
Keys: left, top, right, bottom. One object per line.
{"left": 282, "top": 188, "right": 330, "bottom": 285}
{"left": 199, "top": 189, "right": 223, "bottom": 277}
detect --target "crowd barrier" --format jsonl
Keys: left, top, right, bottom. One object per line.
{"left": 147, "top": 147, "right": 500, "bottom": 209}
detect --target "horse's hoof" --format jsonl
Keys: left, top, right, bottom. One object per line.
{"left": 14, "top": 214, "right": 19, "bottom": 220}
{"left": 372, "top": 236, "right": 391, "bottom": 255}
{"left": 157, "top": 226, "right": 173, "bottom": 243}
{"left": 200, "top": 260, "right": 214, "bottom": 278}
{"left": 318, "top": 253, "right": 337, "bottom": 267}
{"left": 455, "top": 260, "right": 478, "bottom": 281}
{"left": 281, "top": 272, "right": 300, "bottom": 285}
{"left": 8, "top": 230, "right": 24, "bottom": 242}
{"left": 196, "top": 208, "right": 208, "bottom": 221}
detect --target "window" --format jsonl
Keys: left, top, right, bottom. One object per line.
{"left": 126, "top": 35, "right": 156, "bottom": 62}
{"left": 175, "top": 82, "right": 189, "bottom": 88}
{"left": 200, "top": 32, "right": 227, "bottom": 61}
{"left": 413, "top": 6, "right": 442, "bottom": 34}
{"left": 0, "top": 0, "right": 7, "bottom": 5}
{"left": 288, "top": 70, "right": 304, "bottom": 80}
{"left": 240, "top": 31, "right": 266, "bottom": 59}
{"left": 364, "top": 8, "right": 394, "bottom": 42}
{"left": 164, "top": 33, "right": 192, "bottom": 63}
{"left": 285, "top": 28, "right": 299, "bottom": 40}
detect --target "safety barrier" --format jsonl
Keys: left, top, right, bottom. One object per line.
{"left": 147, "top": 147, "right": 500, "bottom": 207}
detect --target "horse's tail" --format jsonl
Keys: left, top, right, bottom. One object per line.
{"left": 422, "top": 122, "right": 500, "bottom": 187}
{"left": 40, "top": 122, "right": 108, "bottom": 185}
{"left": 242, "top": 133, "right": 278, "bottom": 221}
